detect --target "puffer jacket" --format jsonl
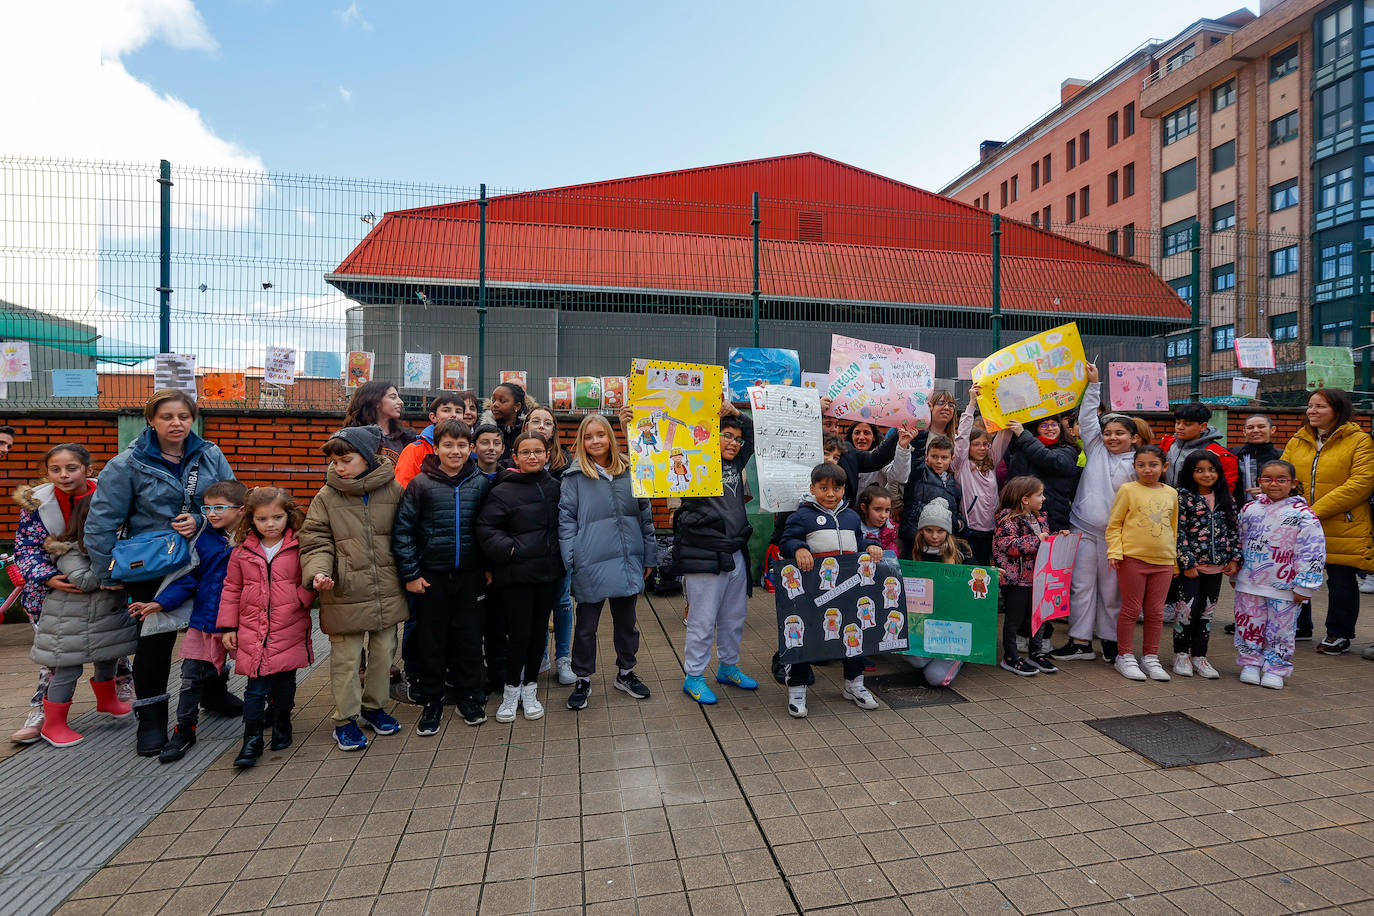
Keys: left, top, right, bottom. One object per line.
{"left": 1068, "top": 382, "right": 1138, "bottom": 536}
{"left": 900, "top": 464, "right": 967, "bottom": 541}
{"left": 393, "top": 454, "right": 491, "bottom": 580}
{"left": 1004, "top": 432, "right": 1081, "bottom": 531}
{"left": 670, "top": 413, "right": 754, "bottom": 577}
{"left": 152, "top": 524, "right": 234, "bottom": 634}
{"left": 12, "top": 481, "right": 87, "bottom": 620}
{"left": 1175, "top": 490, "right": 1243, "bottom": 572}
{"left": 476, "top": 467, "right": 565, "bottom": 587}
{"left": 30, "top": 537, "right": 136, "bottom": 668}
{"left": 779, "top": 496, "right": 865, "bottom": 557}
{"left": 992, "top": 508, "right": 1047, "bottom": 588}
{"left": 1281, "top": 422, "right": 1374, "bottom": 570}
{"left": 299, "top": 461, "right": 408, "bottom": 635}
{"left": 559, "top": 462, "right": 656, "bottom": 602}
{"left": 217, "top": 530, "right": 315, "bottom": 678}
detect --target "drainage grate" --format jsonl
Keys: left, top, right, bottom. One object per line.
{"left": 1086, "top": 711, "right": 1268, "bottom": 768}
{"left": 865, "top": 671, "right": 967, "bottom": 709}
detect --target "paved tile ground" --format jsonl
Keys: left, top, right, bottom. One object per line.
{"left": 3, "top": 587, "right": 1373, "bottom": 915}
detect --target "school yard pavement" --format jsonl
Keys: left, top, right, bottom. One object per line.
{"left": 2, "top": 587, "right": 1373, "bottom": 915}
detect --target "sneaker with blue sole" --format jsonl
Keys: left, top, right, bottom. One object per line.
{"left": 682, "top": 675, "right": 717, "bottom": 705}
{"left": 359, "top": 707, "right": 401, "bottom": 735}
{"left": 715, "top": 664, "right": 758, "bottom": 690}
{"left": 334, "top": 720, "right": 368, "bottom": 751}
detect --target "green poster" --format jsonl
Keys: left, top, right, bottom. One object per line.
{"left": 899, "top": 559, "right": 999, "bottom": 665}
{"left": 573, "top": 376, "right": 602, "bottom": 409}
{"left": 1306, "top": 346, "right": 1354, "bottom": 391}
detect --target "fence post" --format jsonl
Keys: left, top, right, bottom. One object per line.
{"left": 1362, "top": 239, "right": 1373, "bottom": 405}
{"left": 751, "top": 192, "right": 761, "bottom": 348}
{"left": 477, "top": 183, "right": 487, "bottom": 395}
{"left": 1189, "top": 220, "right": 1201, "bottom": 399}
{"left": 157, "top": 160, "right": 172, "bottom": 353}
{"left": 990, "top": 214, "right": 1002, "bottom": 350}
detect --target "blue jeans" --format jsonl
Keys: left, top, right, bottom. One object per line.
{"left": 553, "top": 572, "right": 574, "bottom": 659}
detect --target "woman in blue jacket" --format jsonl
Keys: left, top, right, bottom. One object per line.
{"left": 84, "top": 389, "right": 235, "bottom": 756}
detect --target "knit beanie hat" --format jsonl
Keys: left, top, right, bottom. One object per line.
{"left": 917, "top": 497, "right": 953, "bottom": 533}
{"left": 329, "top": 424, "right": 383, "bottom": 471}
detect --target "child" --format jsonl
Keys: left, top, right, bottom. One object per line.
{"left": 470, "top": 421, "right": 507, "bottom": 692}
{"left": 993, "top": 477, "right": 1054, "bottom": 676}
{"left": 218, "top": 488, "right": 315, "bottom": 767}
{"left": 393, "top": 419, "right": 492, "bottom": 733}
{"left": 857, "top": 485, "right": 898, "bottom": 556}
{"left": 456, "top": 390, "right": 480, "bottom": 429}
{"left": 132, "top": 480, "right": 249, "bottom": 764}
{"left": 1232, "top": 461, "right": 1325, "bottom": 688}
{"left": 1003, "top": 417, "right": 1081, "bottom": 531}
{"left": 905, "top": 497, "right": 968, "bottom": 687}
{"left": 1058, "top": 363, "right": 1140, "bottom": 662}
{"left": 778, "top": 462, "right": 886, "bottom": 717}
{"left": 472, "top": 423, "right": 507, "bottom": 478}
{"left": 525, "top": 405, "right": 577, "bottom": 685}
{"left": 1106, "top": 445, "right": 1179, "bottom": 682}
{"left": 954, "top": 384, "right": 1009, "bottom": 566}
{"left": 900, "top": 434, "right": 966, "bottom": 557}
{"left": 1159, "top": 401, "right": 1239, "bottom": 491}
{"left": 394, "top": 393, "right": 466, "bottom": 488}
{"left": 560, "top": 414, "right": 657, "bottom": 710}
{"left": 28, "top": 480, "right": 137, "bottom": 747}
{"left": 670, "top": 403, "right": 757, "bottom": 705}
{"left": 300, "top": 425, "right": 408, "bottom": 751}
{"left": 483, "top": 382, "right": 529, "bottom": 459}
{"left": 1172, "top": 451, "right": 1242, "bottom": 679}
{"left": 476, "top": 431, "right": 564, "bottom": 721}
{"left": 344, "top": 380, "right": 417, "bottom": 466}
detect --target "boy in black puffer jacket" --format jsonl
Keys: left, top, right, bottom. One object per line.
{"left": 392, "top": 420, "right": 492, "bottom": 733}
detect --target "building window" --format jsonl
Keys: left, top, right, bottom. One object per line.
{"left": 1270, "top": 312, "right": 1300, "bottom": 341}
{"left": 1010, "top": 174, "right": 1018, "bottom": 202}
{"left": 1318, "top": 77, "right": 1355, "bottom": 140}
{"left": 1108, "top": 171, "right": 1119, "bottom": 204}
{"left": 1066, "top": 138, "right": 1077, "bottom": 170}
{"left": 1212, "top": 263, "right": 1237, "bottom": 293}
{"left": 1318, "top": 3, "right": 1355, "bottom": 67}
{"left": 1364, "top": 70, "right": 1374, "bottom": 124}
{"left": 1212, "top": 140, "right": 1236, "bottom": 172}
{"left": 1318, "top": 240, "right": 1356, "bottom": 301}
{"left": 1108, "top": 112, "right": 1119, "bottom": 146}
{"left": 1270, "top": 110, "right": 1300, "bottom": 145}
{"left": 1164, "top": 102, "right": 1199, "bottom": 145}
{"left": 1123, "top": 223, "right": 1135, "bottom": 256}
{"left": 1031, "top": 161, "right": 1040, "bottom": 190}
{"left": 1212, "top": 201, "right": 1236, "bottom": 231}
{"left": 1365, "top": 154, "right": 1374, "bottom": 198}
{"left": 1107, "top": 229, "right": 1119, "bottom": 254}
{"left": 1066, "top": 192, "right": 1076, "bottom": 224}
{"left": 1042, "top": 154, "right": 1051, "bottom": 183}
{"left": 1271, "top": 245, "right": 1300, "bottom": 276}
{"left": 1167, "top": 43, "right": 1196, "bottom": 72}
{"left": 1167, "top": 334, "right": 1194, "bottom": 361}
{"left": 1163, "top": 219, "right": 1194, "bottom": 256}
{"left": 1270, "top": 43, "right": 1299, "bottom": 79}
{"left": 1000, "top": 180, "right": 1008, "bottom": 209}
{"left": 1124, "top": 102, "right": 1135, "bottom": 137}
{"left": 1041, "top": 205, "right": 1051, "bottom": 227}
{"left": 982, "top": 192, "right": 990, "bottom": 209}
{"left": 1123, "top": 162, "right": 1135, "bottom": 197}
{"left": 1322, "top": 319, "right": 1354, "bottom": 346}
{"left": 1079, "top": 130, "right": 1090, "bottom": 162}
{"left": 1162, "top": 159, "right": 1197, "bottom": 201}
{"left": 1320, "top": 164, "right": 1354, "bottom": 208}
{"left": 1031, "top": 211, "right": 1040, "bottom": 227}
{"left": 1080, "top": 185, "right": 1090, "bottom": 218}
{"left": 1271, "top": 178, "right": 1300, "bottom": 211}
{"left": 1212, "top": 324, "right": 1236, "bottom": 351}
{"left": 1212, "top": 79, "right": 1236, "bottom": 112}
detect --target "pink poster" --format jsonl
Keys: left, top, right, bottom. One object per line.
{"left": 1031, "top": 532, "right": 1080, "bottom": 633}
{"left": 824, "top": 334, "right": 935, "bottom": 429}
{"left": 1107, "top": 362, "right": 1168, "bottom": 411}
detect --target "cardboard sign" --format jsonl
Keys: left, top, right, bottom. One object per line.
{"left": 441, "top": 355, "right": 468, "bottom": 390}
{"left": 774, "top": 554, "right": 909, "bottom": 664}
{"left": 601, "top": 376, "right": 627, "bottom": 410}
{"left": 825, "top": 334, "right": 935, "bottom": 428}
{"left": 728, "top": 347, "right": 801, "bottom": 401}
{"left": 548, "top": 377, "right": 573, "bottom": 411}
{"left": 898, "top": 560, "right": 999, "bottom": 665}
{"left": 1234, "top": 338, "right": 1275, "bottom": 370}
{"left": 346, "top": 351, "right": 373, "bottom": 387}
{"left": 972, "top": 323, "right": 1087, "bottom": 429}
{"left": 1108, "top": 362, "right": 1168, "bottom": 412}
{"left": 402, "top": 352, "right": 431, "bottom": 389}
{"left": 1232, "top": 377, "right": 1259, "bottom": 399}
{"left": 627, "top": 359, "right": 723, "bottom": 498}
{"left": 1306, "top": 346, "right": 1354, "bottom": 391}
{"left": 573, "top": 376, "right": 602, "bottom": 409}
{"left": 51, "top": 369, "right": 97, "bottom": 398}
{"left": 500, "top": 370, "right": 527, "bottom": 390}
{"left": 1030, "top": 533, "right": 1081, "bottom": 633}
{"left": 749, "top": 385, "right": 822, "bottom": 512}
{"left": 264, "top": 346, "right": 296, "bottom": 386}
{"left": 200, "top": 373, "right": 246, "bottom": 402}
{"left": 154, "top": 353, "right": 197, "bottom": 400}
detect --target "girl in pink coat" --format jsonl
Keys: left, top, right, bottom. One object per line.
{"left": 218, "top": 487, "right": 315, "bottom": 768}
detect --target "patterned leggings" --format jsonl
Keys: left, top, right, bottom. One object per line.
{"left": 1233, "top": 591, "right": 1300, "bottom": 677}
{"left": 1172, "top": 572, "right": 1221, "bottom": 657}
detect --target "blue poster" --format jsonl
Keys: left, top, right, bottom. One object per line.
{"left": 50, "top": 369, "right": 98, "bottom": 398}
{"left": 728, "top": 347, "right": 801, "bottom": 401}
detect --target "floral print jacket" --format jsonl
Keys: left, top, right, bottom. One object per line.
{"left": 1175, "top": 490, "right": 1243, "bottom": 572}
{"left": 992, "top": 509, "right": 1047, "bottom": 588}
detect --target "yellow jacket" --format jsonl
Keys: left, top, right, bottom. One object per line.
{"left": 1281, "top": 422, "right": 1374, "bottom": 570}
{"left": 1106, "top": 481, "right": 1179, "bottom": 567}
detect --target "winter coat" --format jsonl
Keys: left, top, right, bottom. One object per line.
{"left": 12, "top": 481, "right": 89, "bottom": 620}
{"left": 393, "top": 425, "right": 436, "bottom": 489}
{"left": 299, "top": 461, "right": 408, "bottom": 635}
{"left": 152, "top": 524, "right": 234, "bottom": 634}
{"left": 217, "top": 530, "right": 315, "bottom": 678}
{"left": 1281, "top": 422, "right": 1374, "bottom": 570}
{"left": 900, "top": 464, "right": 967, "bottom": 542}
{"left": 1230, "top": 441, "right": 1281, "bottom": 506}
{"left": 85, "top": 428, "right": 235, "bottom": 584}
{"left": 1004, "top": 432, "right": 1081, "bottom": 531}
{"left": 670, "top": 413, "right": 754, "bottom": 577}
{"left": 992, "top": 509, "right": 1047, "bottom": 588}
{"left": 1160, "top": 427, "right": 1239, "bottom": 491}
{"left": 1069, "top": 382, "right": 1138, "bottom": 536}
{"left": 393, "top": 455, "right": 491, "bottom": 580}
{"left": 476, "top": 467, "right": 565, "bottom": 586}
{"left": 837, "top": 432, "right": 899, "bottom": 505}
{"left": 558, "top": 462, "right": 656, "bottom": 602}
{"left": 30, "top": 538, "right": 136, "bottom": 668}
{"left": 862, "top": 520, "right": 898, "bottom": 554}
{"left": 779, "top": 496, "right": 865, "bottom": 557}
{"left": 954, "top": 403, "right": 1010, "bottom": 532}
{"left": 1175, "top": 490, "right": 1243, "bottom": 572}
{"left": 1235, "top": 494, "right": 1326, "bottom": 600}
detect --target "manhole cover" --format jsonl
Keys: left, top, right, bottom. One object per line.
{"left": 1086, "top": 711, "right": 1267, "bottom": 768}
{"left": 866, "top": 671, "right": 967, "bottom": 709}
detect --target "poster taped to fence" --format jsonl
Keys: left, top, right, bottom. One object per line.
{"left": 51, "top": 369, "right": 97, "bottom": 398}
{"left": 627, "top": 359, "right": 723, "bottom": 498}
{"left": 402, "top": 353, "right": 431, "bottom": 390}
{"left": 748, "top": 385, "right": 821, "bottom": 512}
{"left": 800, "top": 371, "right": 828, "bottom": 390}
{"left": 1306, "top": 346, "right": 1354, "bottom": 391}
{"left": 200, "top": 373, "right": 246, "bottom": 403}
{"left": 601, "top": 377, "right": 627, "bottom": 410}
{"left": 0, "top": 342, "right": 32, "bottom": 384}
{"left": 1108, "top": 362, "right": 1168, "bottom": 412}
{"left": 824, "top": 335, "right": 935, "bottom": 429}
{"left": 264, "top": 346, "right": 297, "bottom": 386}
{"left": 500, "top": 370, "right": 527, "bottom": 389}
{"left": 1030, "top": 532, "right": 1080, "bottom": 633}
{"left": 548, "top": 377, "right": 573, "bottom": 411}
{"left": 898, "top": 560, "right": 998, "bottom": 665}
{"left": 971, "top": 323, "right": 1087, "bottom": 430}
{"left": 573, "top": 376, "right": 602, "bottom": 409}
{"left": 441, "top": 355, "right": 468, "bottom": 391}
{"left": 346, "top": 351, "right": 373, "bottom": 388}
{"left": 774, "top": 554, "right": 908, "bottom": 665}
{"left": 728, "top": 348, "right": 801, "bottom": 401}
{"left": 154, "top": 353, "right": 197, "bottom": 400}
{"left": 1234, "top": 338, "right": 1275, "bottom": 370}
{"left": 1232, "top": 377, "right": 1259, "bottom": 399}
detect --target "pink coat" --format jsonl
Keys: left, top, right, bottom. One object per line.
{"left": 217, "top": 529, "right": 315, "bottom": 678}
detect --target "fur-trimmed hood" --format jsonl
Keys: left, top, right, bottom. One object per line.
{"left": 13, "top": 483, "right": 45, "bottom": 512}
{"left": 42, "top": 536, "right": 78, "bottom": 556}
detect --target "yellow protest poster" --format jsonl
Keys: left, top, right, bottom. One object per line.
{"left": 971, "top": 323, "right": 1088, "bottom": 429}
{"left": 627, "top": 359, "right": 724, "bottom": 498}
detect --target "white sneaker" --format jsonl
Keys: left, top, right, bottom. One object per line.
{"left": 520, "top": 683, "right": 544, "bottom": 720}
{"left": 1239, "top": 665, "right": 1261, "bottom": 685}
{"left": 538, "top": 654, "right": 552, "bottom": 675}
{"left": 1015, "top": 636, "right": 1029, "bottom": 654}
{"left": 842, "top": 677, "right": 879, "bottom": 710}
{"left": 1192, "top": 657, "right": 1220, "bottom": 679}
{"left": 1359, "top": 576, "right": 1374, "bottom": 594}
{"left": 555, "top": 656, "right": 576, "bottom": 686}
{"left": 1260, "top": 672, "right": 1285, "bottom": 689}
{"left": 1162, "top": 607, "right": 1177, "bottom": 624}
{"left": 1140, "top": 655, "right": 1171, "bottom": 681}
{"left": 115, "top": 679, "right": 135, "bottom": 704}
{"left": 787, "top": 686, "right": 808, "bottom": 718}
{"left": 1115, "top": 653, "right": 1147, "bottom": 681}
{"left": 495, "top": 685, "right": 520, "bottom": 723}
{"left": 1172, "top": 654, "right": 1193, "bottom": 677}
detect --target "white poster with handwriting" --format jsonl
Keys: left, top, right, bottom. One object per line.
{"left": 749, "top": 385, "right": 822, "bottom": 512}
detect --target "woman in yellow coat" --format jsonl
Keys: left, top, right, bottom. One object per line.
{"left": 1280, "top": 388, "right": 1374, "bottom": 654}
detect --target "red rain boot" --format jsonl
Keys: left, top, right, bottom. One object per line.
{"left": 90, "top": 679, "right": 133, "bottom": 718}
{"left": 40, "top": 699, "right": 83, "bottom": 748}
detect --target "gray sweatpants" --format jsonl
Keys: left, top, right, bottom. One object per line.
{"left": 681, "top": 551, "right": 749, "bottom": 677}
{"left": 48, "top": 659, "right": 117, "bottom": 704}
{"left": 1068, "top": 530, "right": 1120, "bottom": 642}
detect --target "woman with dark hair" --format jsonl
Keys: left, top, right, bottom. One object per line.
{"left": 344, "top": 380, "right": 416, "bottom": 465}
{"left": 1280, "top": 388, "right": 1374, "bottom": 654}
{"left": 1230, "top": 414, "right": 1281, "bottom": 507}
{"left": 84, "top": 389, "right": 236, "bottom": 756}
{"left": 482, "top": 382, "right": 529, "bottom": 460}
{"left": 1002, "top": 416, "right": 1082, "bottom": 531}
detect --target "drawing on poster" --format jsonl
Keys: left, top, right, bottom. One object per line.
{"left": 783, "top": 615, "right": 805, "bottom": 648}
{"left": 601, "top": 377, "right": 627, "bottom": 409}
{"left": 969, "top": 567, "right": 991, "bottom": 599}
{"left": 548, "top": 377, "right": 573, "bottom": 411}
{"left": 899, "top": 559, "right": 999, "bottom": 665}
{"left": 1306, "top": 346, "right": 1354, "bottom": 391}
{"left": 441, "top": 355, "right": 468, "bottom": 391}
{"left": 201, "top": 373, "right": 246, "bottom": 401}
{"left": 856, "top": 597, "right": 876, "bottom": 628}
{"left": 1108, "top": 362, "right": 1168, "bottom": 412}
{"left": 403, "top": 352, "right": 431, "bottom": 390}
{"left": 627, "top": 359, "right": 723, "bottom": 498}
{"left": 972, "top": 323, "right": 1087, "bottom": 429}
{"left": 574, "top": 377, "right": 602, "bottom": 409}
{"left": 1031, "top": 533, "right": 1080, "bottom": 632}
{"left": 824, "top": 334, "right": 935, "bottom": 428}
{"left": 823, "top": 608, "right": 842, "bottom": 640}
{"left": 773, "top": 554, "right": 907, "bottom": 663}
{"left": 780, "top": 565, "right": 804, "bottom": 599}
{"left": 857, "top": 553, "right": 877, "bottom": 585}
{"left": 1234, "top": 338, "right": 1276, "bottom": 370}
{"left": 727, "top": 347, "right": 800, "bottom": 400}
{"left": 843, "top": 624, "right": 863, "bottom": 657}
{"left": 347, "top": 351, "right": 373, "bottom": 388}
{"left": 264, "top": 346, "right": 297, "bottom": 386}
{"left": 818, "top": 557, "right": 839, "bottom": 590}
{"left": 880, "top": 611, "right": 907, "bottom": 651}
{"left": 883, "top": 577, "right": 901, "bottom": 609}
{"left": 749, "top": 385, "right": 822, "bottom": 512}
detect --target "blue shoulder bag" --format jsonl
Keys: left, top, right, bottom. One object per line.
{"left": 108, "top": 459, "right": 200, "bottom": 583}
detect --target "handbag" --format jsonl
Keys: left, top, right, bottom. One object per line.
{"left": 109, "top": 458, "right": 201, "bottom": 583}
{"left": 140, "top": 517, "right": 206, "bottom": 636}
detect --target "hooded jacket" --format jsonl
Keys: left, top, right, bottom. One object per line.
{"left": 12, "top": 481, "right": 89, "bottom": 619}
{"left": 1280, "top": 421, "right": 1374, "bottom": 570}
{"left": 393, "top": 454, "right": 491, "bottom": 580}
{"left": 299, "top": 460, "right": 408, "bottom": 635}
{"left": 476, "top": 467, "right": 565, "bottom": 586}
{"left": 779, "top": 495, "right": 865, "bottom": 557}
{"left": 30, "top": 535, "right": 137, "bottom": 669}
{"left": 954, "top": 402, "right": 1010, "bottom": 532}
{"left": 1004, "top": 431, "right": 1082, "bottom": 531}
{"left": 1068, "top": 382, "right": 1139, "bottom": 536}
{"left": 393, "top": 423, "right": 437, "bottom": 489}
{"left": 217, "top": 530, "right": 315, "bottom": 678}
{"left": 1160, "top": 427, "right": 1239, "bottom": 491}
{"left": 152, "top": 523, "right": 234, "bottom": 634}
{"left": 1229, "top": 441, "right": 1281, "bottom": 506}
{"left": 1235, "top": 494, "right": 1326, "bottom": 599}
{"left": 992, "top": 508, "right": 1047, "bottom": 588}
{"left": 1175, "top": 490, "right": 1243, "bottom": 572}
{"left": 558, "top": 461, "right": 656, "bottom": 602}
{"left": 670, "top": 413, "right": 755, "bottom": 577}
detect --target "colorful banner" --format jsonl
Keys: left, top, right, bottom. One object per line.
{"left": 627, "top": 359, "right": 723, "bottom": 498}
{"left": 200, "top": 373, "right": 246, "bottom": 402}
{"left": 601, "top": 376, "right": 627, "bottom": 410}
{"left": 1234, "top": 338, "right": 1275, "bottom": 370}
{"left": 346, "top": 351, "right": 373, "bottom": 387}
{"left": 774, "top": 554, "right": 909, "bottom": 665}
{"left": 824, "top": 334, "right": 935, "bottom": 428}
{"left": 548, "top": 377, "right": 573, "bottom": 410}
{"left": 728, "top": 347, "right": 801, "bottom": 401}
{"left": 1232, "top": 377, "right": 1259, "bottom": 399}
{"left": 748, "top": 385, "right": 822, "bottom": 513}
{"left": 264, "top": 346, "right": 296, "bottom": 386}
{"left": 441, "top": 355, "right": 468, "bottom": 390}
{"left": 971, "top": 323, "right": 1087, "bottom": 429}
{"left": 1306, "top": 346, "right": 1354, "bottom": 391}
{"left": 898, "top": 559, "right": 998, "bottom": 665}
{"left": 500, "top": 370, "right": 528, "bottom": 390}
{"left": 573, "top": 376, "right": 602, "bottom": 409}
{"left": 154, "top": 353, "right": 198, "bottom": 400}
{"left": 1108, "top": 361, "right": 1168, "bottom": 411}
{"left": 1031, "top": 533, "right": 1080, "bottom": 633}
{"left": 402, "top": 352, "right": 431, "bottom": 389}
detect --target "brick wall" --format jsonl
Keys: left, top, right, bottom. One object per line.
{"left": 1139, "top": 407, "right": 1364, "bottom": 446}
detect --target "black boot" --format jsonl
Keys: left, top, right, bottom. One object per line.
{"left": 269, "top": 709, "right": 293, "bottom": 751}
{"left": 159, "top": 725, "right": 196, "bottom": 764}
{"left": 201, "top": 672, "right": 244, "bottom": 718}
{"left": 233, "top": 722, "right": 264, "bottom": 768}
{"left": 134, "top": 699, "right": 168, "bottom": 757}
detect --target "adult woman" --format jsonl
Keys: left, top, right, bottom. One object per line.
{"left": 849, "top": 421, "right": 911, "bottom": 512}
{"left": 1003, "top": 416, "right": 1082, "bottom": 531}
{"left": 1231, "top": 414, "right": 1281, "bottom": 507}
{"left": 85, "top": 389, "right": 235, "bottom": 755}
{"left": 1280, "top": 389, "right": 1374, "bottom": 654}
{"left": 482, "top": 382, "right": 528, "bottom": 460}
{"left": 344, "top": 380, "right": 416, "bottom": 466}
{"left": 927, "top": 390, "right": 958, "bottom": 442}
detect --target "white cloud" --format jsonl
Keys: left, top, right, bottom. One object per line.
{"left": 339, "top": 85, "right": 353, "bottom": 103}
{"left": 334, "top": 1, "right": 372, "bottom": 31}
